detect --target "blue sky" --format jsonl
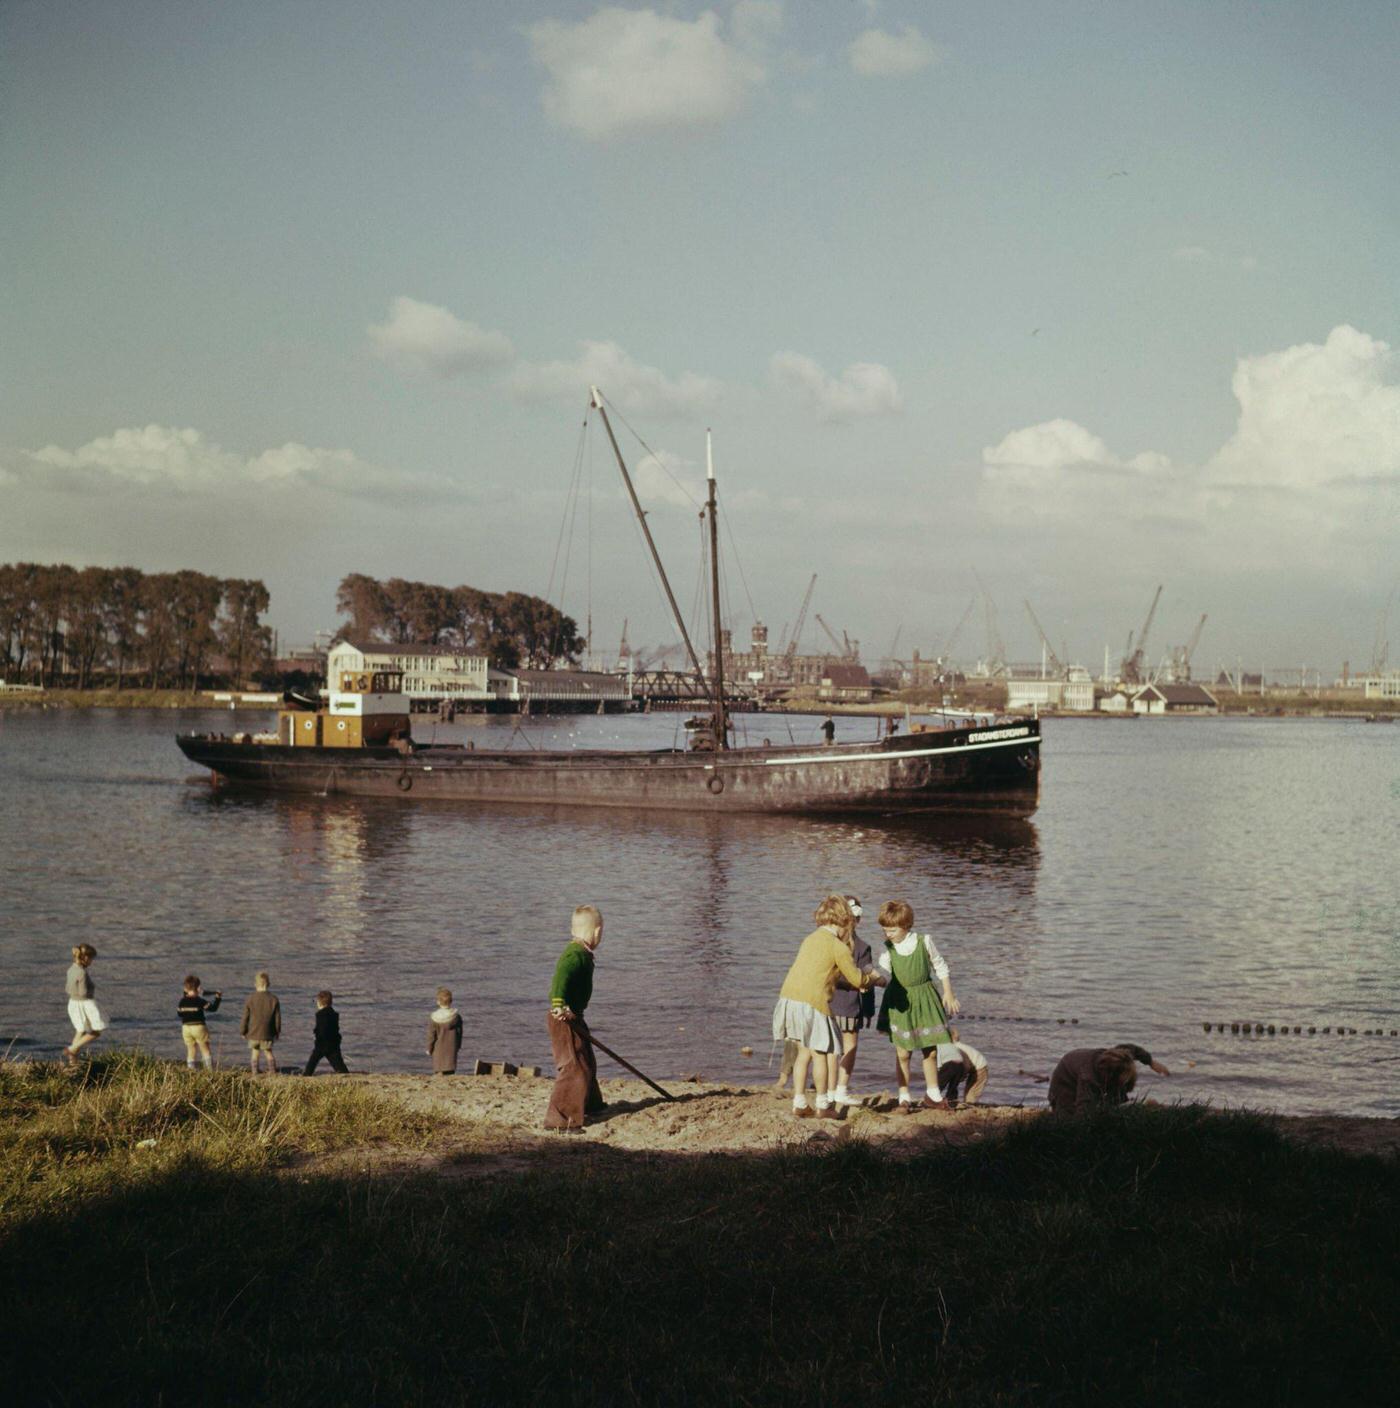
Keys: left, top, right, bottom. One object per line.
{"left": 4, "top": 1, "right": 1398, "bottom": 673}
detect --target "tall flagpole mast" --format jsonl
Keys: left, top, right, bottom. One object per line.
{"left": 706, "top": 429, "right": 728, "bottom": 750}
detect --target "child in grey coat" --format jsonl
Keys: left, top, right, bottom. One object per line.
{"left": 426, "top": 987, "right": 463, "bottom": 1075}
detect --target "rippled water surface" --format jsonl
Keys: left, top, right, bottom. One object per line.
{"left": 2, "top": 708, "right": 1397, "bottom": 1116}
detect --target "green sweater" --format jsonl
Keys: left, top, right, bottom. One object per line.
{"left": 549, "top": 942, "right": 595, "bottom": 1014}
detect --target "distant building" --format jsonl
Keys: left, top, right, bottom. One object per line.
{"left": 717, "top": 623, "right": 851, "bottom": 689}
{"left": 327, "top": 638, "right": 490, "bottom": 701}
{"left": 492, "top": 668, "right": 632, "bottom": 711}
{"left": 818, "top": 663, "right": 875, "bottom": 703}
{"left": 1361, "top": 672, "right": 1400, "bottom": 700}
{"left": 1133, "top": 682, "right": 1219, "bottom": 714}
{"left": 1005, "top": 669, "right": 1094, "bottom": 712}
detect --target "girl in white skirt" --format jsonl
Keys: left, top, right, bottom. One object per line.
{"left": 772, "top": 896, "right": 879, "bottom": 1120}
{"left": 65, "top": 943, "right": 106, "bottom": 1065}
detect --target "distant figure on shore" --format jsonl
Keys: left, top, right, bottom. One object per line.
{"left": 545, "top": 905, "right": 606, "bottom": 1132}
{"left": 304, "top": 990, "right": 349, "bottom": 1075}
{"left": 936, "top": 1030, "right": 988, "bottom": 1107}
{"left": 875, "top": 901, "right": 960, "bottom": 1113}
{"left": 178, "top": 975, "right": 221, "bottom": 1071}
{"left": 426, "top": 987, "right": 463, "bottom": 1075}
{"left": 1048, "top": 1044, "right": 1169, "bottom": 1115}
{"left": 772, "top": 895, "right": 880, "bottom": 1120}
{"left": 827, "top": 896, "right": 878, "bottom": 1108}
{"left": 240, "top": 971, "right": 281, "bottom": 1074}
{"left": 64, "top": 944, "right": 105, "bottom": 1067}
{"left": 820, "top": 716, "right": 836, "bottom": 745}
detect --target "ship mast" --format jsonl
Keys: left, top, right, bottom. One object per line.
{"left": 590, "top": 387, "right": 716, "bottom": 714}
{"left": 705, "top": 430, "right": 729, "bottom": 750}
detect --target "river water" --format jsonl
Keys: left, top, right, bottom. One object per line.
{"left": 1, "top": 708, "right": 1396, "bottom": 1117}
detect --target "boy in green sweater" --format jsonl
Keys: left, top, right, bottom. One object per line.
{"left": 544, "top": 904, "right": 606, "bottom": 1132}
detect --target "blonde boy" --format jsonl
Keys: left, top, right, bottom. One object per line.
{"left": 240, "top": 971, "right": 282, "bottom": 1073}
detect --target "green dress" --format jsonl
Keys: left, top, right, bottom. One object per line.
{"left": 877, "top": 935, "right": 952, "bottom": 1051}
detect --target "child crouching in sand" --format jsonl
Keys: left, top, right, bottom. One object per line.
{"left": 875, "top": 901, "right": 960, "bottom": 1113}
{"left": 772, "top": 895, "right": 880, "bottom": 1121}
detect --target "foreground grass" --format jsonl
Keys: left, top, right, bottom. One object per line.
{"left": 2, "top": 1056, "right": 1396, "bottom": 1406}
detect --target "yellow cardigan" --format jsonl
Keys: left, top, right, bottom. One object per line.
{"left": 778, "top": 927, "right": 865, "bottom": 1015}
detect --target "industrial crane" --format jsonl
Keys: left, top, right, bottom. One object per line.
{"left": 1169, "top": 613, "right": 1207, "bottom": 682}
{"left": 1023, "top": 599, "right": 1065, "bottom": 677}
{"left": 1121, "top": 584, "right": 1163, "bottom": 685}
{"left": 942, "top": 596, "right": 977, "bottom": 666}
{"left": 815, "top": 613, "right": 852, "bottom": 660}
{"left": 782, "top": 574, "right": 817, "bottom": 663}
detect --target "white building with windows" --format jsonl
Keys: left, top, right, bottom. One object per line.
{"left": 327, "top": 638, "right": 490, "bottom": 701}
{"left": 1361, "top": 672, "right": 1400, "bottom": 700}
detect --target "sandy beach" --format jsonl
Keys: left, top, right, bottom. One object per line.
{"left": 317, "top": 1072, "right": 1400, "bottom": 1171}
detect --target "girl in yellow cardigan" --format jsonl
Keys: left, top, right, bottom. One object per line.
{"left": 772, "top": 895, "right": 881, "bottom": 1120}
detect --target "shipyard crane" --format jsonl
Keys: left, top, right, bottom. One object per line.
{"left": 1023, "top": 600, "right": 1065, "bottom": 678}
{"left": 1373, "top": 580, "right": 1398, "bottom": 674}
{"left": 942, "top": 595, "right": 977, "bottom": 666}
{"left": 782, "top": 573, "right": 817, "bottom": 663}
{"left": 815, "top": 613, "right": 848, "bottom": 659}
{"left": 981, "top": 594, "right": 1008, "bottom": 678}
{"left": 1121, "top": 584, "right": 1164, "bottom": 685}
{"left": 1169, "top": 613, "right": 1207, "bottom": 682}
{"left": 616, "top": 618, "right": 630, "bottom": 670}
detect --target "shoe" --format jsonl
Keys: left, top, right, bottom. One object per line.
{"left": 897, "top": 1101, "right": 915, "bottom": 1116}
{"left": 919, "top": 1095, "right": 949, "bottom": 1112}
{"left": 818, "top": 1105, "right": 844, "bottom": 1120}
{"left": 792, "top": 1105, "right": 815, "bottom": 1119}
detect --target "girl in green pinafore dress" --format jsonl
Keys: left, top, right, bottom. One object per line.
{"left": 875, "top": 899, "right": 960, "bottom": 1112}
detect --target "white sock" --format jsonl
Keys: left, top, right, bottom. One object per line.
{"left": 815, "top": 1094, "right": 831, "bottom": 1109}
{"left": 898, "top": 1089, "right": 912, "bottom": 1103}
{"left": 793, "top": 1094, "right": 809, "bottom": 1109}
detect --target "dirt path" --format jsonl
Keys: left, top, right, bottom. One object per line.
{"left": 307, "top": 1074, "right": 1400, "bottom": 1177}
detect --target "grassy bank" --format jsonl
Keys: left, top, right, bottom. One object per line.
{"left": 2, "top": 1055, "right": 1397, "bottom": 1405}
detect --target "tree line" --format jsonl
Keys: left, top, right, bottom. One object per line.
{"left": 0, "top": 563, "right": 271, "bottom": 690}
{"left": 335, "top": 574, "right": 583, "bottom": 669}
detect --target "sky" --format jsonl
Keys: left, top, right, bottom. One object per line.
{"left": 3, "top": 0, "right": 1398, "bottom": 676}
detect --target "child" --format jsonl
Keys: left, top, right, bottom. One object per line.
{"left": 827, "top": 896, "right": 879, "bottom": 1108}
{"left": 544, "top": 906, "right": 606, "bottom": 1132}
{"left": 426, "top": 987, "right": 463, "bottom": 1075}
{"left": 64, "top": 943, "right": 106, "bottom": 1066}
{"left": 304, "top": 990, "right": 349, "bottom": 1075}
{"left": 178, "top": 975, "right": 222, "bottom": 1071}
{"left": 875, "top": 901, "right": 960, "bottom": 1113}
{"left": 771, "top": 895, "right": 879, "bottom": 1121}
{"left": 1048, "top": 1043, "right": 1169, "bottom": 1115}
{"left": 936, "top": 1029, "right": 989, "bottom": 1107}
{"left": 240, "top": 971, "right": 281, "bottom": 1074}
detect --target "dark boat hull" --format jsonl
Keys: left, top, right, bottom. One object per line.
{"left": 177, "top": 720, "right": 1041, "bottom": 817}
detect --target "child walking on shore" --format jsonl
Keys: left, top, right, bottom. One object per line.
{"left": 426, "top": 988, "right": 463, "bottom": 1074}
{"left": 304, "top": 991, "right": 349, "bottom": 1075}
{"left": 875, "top": 901, "right": 960, "bottom": 1113}
{"left": 64, "top": 944, "right": 105, "bottom": 1066}
{"left": 178, "top": 975, "right": 222, "bottom": 1071}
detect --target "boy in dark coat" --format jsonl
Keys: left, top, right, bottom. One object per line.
{"left": 240, "top": 970, "right": 281, "bottom": 1074}
{"left": 426, "top": 987, "right": 463, "bottom": 1074}
{"left": 304, "top": 990, "right": 349, "bottom": 1075}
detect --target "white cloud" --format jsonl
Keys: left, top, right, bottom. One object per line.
{"left": 634, "top": 449, "right": 702, "bottom": 508}
{"left": 769, "top": 352, "right": 902, "bottom": 422}
{"left": 1207, "top": 325, "right": 1400, "bottom": 489}
{"left": 512, "top": 340, "right": 724, "bottom": 418}
{"left": 849, "top": 25, "right": 937, "bottom": 78}
{"left": 16, "top": 425, "right": 461, "bottom": 502}
{"left": 529, "top": 7, "right": 765, "bottom": 140}
{"left": 978, "top": 326, "right": 1400, "bottom": 579}
{"left": 368, "top": 296, "right": 513, "bottom": 376}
